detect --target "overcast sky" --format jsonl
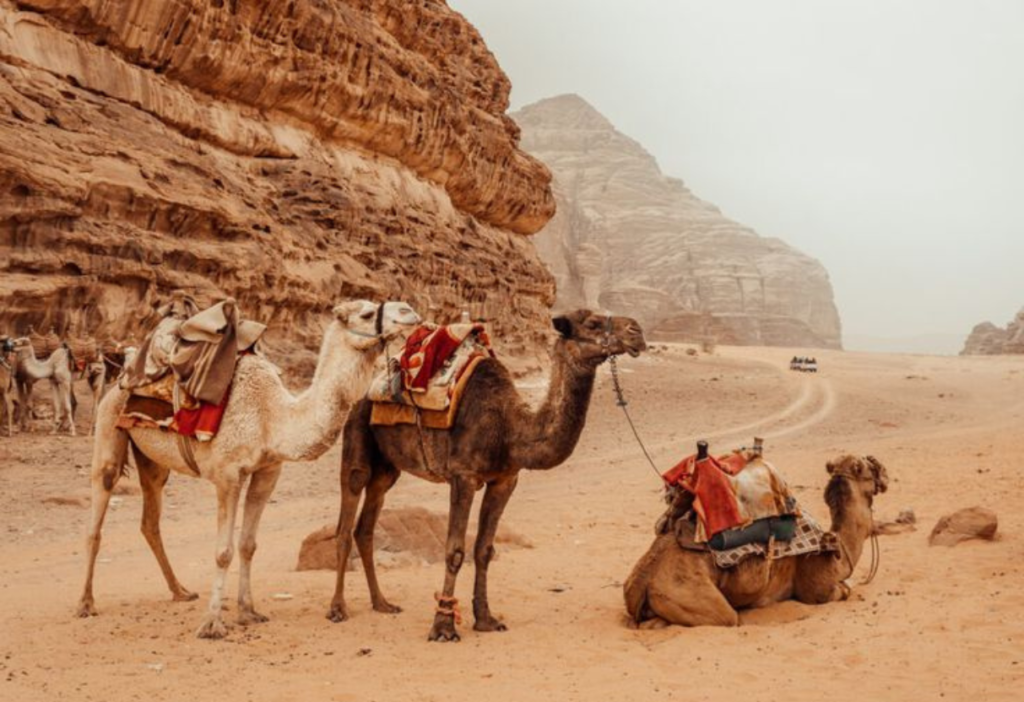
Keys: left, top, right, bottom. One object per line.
{"left": 450, "top": 0, "right": 1024, "bottom": 350}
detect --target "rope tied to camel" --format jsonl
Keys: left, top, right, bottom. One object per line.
{"left": 434, "top": 592, "right": 462, "bottom": 624}
{"left": 608, "top": 353, "right": 664, "bottom": 483}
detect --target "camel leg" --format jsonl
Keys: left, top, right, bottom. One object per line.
{"left": 196, "top": 478, "right": 243, "bottom": 639}
{"left": 428, "top": 475, "right": 475, "bottom": 642}
{"left": 327, "top": 463, "right": 364, "bottom": 623}
{"left": 647, "top": 574, "right": 739, "bottom": 627}
{"left": 90, "top": 375, "right": 103, "bottom": 437}
{"left": 63, "top": 381, "right": 76, "bottom": 437}
{"left": 76, "top": 425, "right": 129, "bottom": 617}
{"left": 236, "top": 465, "right": 282, "bottom": 626}
{"left": 354, "top": 467, "right": 401, "bottom": 614}
{"left": 135, "top": 451, "right": 197, "bottom": 602}
{"left": 472, "top": 475, "right": 518, "bottom": 632}
{"left": 49, "top": 381, "right": 61, "bottom": 435}
{"left": 3, "top": 392, "right": 11, "bottom": 436}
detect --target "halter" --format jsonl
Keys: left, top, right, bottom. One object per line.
{"left": 347, "top": 302, "right": 388, "bottom": 342}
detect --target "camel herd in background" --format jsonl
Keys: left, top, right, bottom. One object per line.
{"left": 0, "top": 329, "right": 137, "bottom": 437}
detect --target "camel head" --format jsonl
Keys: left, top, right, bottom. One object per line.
{"left": 332, "top": 300, "right": 421, "bottom": 350}
{"left": 552, "top": 309, "right": 647, "bottom": 366}
{"left": 826, "top": 454, "right": 889, "bottom": 503}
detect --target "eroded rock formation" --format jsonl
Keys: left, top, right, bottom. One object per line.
{"left": 515, "top": 95, "right": 842, "bottom": 349}
{"left": 0, "top": 0, "right": 556, "bottom": 367}
{"left": 961, "top": 308, "right": 1024, "bottom": 355}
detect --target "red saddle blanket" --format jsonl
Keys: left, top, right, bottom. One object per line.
{"left": 399, "top": 323, "right": 492, "bottom": 392}
{"left": 663, "top": 452, "right": 796, "bottom": 543}
{"left": 116, "top": 375, "right": 231, "bottom": 441}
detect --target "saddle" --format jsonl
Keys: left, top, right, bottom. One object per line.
{"left": 662, "top": 443, "right": 798, "bottom": 544}
{"left": 116, "top": 293, "right": 265, "bottom": 474}
{"left": 368, "top": 322, "right": 492, "bottom": 429}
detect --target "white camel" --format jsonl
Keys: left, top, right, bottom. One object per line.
{"left": 1, "top": 346, "right": 15, "bottom": 437}
{"left": 12, "top": 339, "right": 76, "bottom": 436}
{"left": 76, "top": 299, "right": 421, "bottom": 639}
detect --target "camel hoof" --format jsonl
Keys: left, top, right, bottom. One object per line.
{"left": 473, "top": 617, "right": 507, "bottom": 633}
{"left": 372, "top": 600, "right": 402, "bottom": 615}
{"left": 237, "top": 610, "right": 269, "bottom": 626}
{"left": 75, "top": 601, "right": 97, "bottom": 618}
{"left": 173, "top": 589, "right": 199, "bottom": 603}
{"left": 196, "top": 616, "right": 229, "bottom": 639}
{"left": 326, "top": 604, "right": 349, "bottom": 623}
{"left": 427, "top": 620, "right": 461, "bottom": 642}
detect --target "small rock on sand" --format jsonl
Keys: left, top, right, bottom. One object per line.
{"left": 929, "top": 507, "right": 998, "bottom": 547}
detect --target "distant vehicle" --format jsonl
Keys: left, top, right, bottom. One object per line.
{"left": 789, "top": 356, "right": 818, "bottom": 373}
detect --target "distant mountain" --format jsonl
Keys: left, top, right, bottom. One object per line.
{"left": 960, "top": 308, "right": 1024, "bottom": 355}
{"left": 514, "top": 94, "right": 842, "bottom": 349}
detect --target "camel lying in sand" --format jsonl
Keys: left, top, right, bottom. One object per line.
{"left": 625, "top": 455, "right": 888, "bottom": 627}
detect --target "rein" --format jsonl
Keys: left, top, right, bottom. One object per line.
{"left": 603, "top": 316, "right": 664, "bottom": 483}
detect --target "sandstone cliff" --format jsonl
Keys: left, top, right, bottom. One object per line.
{"left": 961, "top": 308, "right": 1024, "bottom": 355}
{"left": 515, "top": 95, "right": 842, "bottom": 349}
{"left": 0, "top": 0, "right": 556, "bottom": 365}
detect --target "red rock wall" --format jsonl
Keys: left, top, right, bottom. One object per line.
{"left": 0, "top": 0, "right": 556, "bottom": 363}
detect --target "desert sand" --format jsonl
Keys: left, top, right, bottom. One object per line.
{"left": 2, "top": 345, "right": 1022, "bottom": 702}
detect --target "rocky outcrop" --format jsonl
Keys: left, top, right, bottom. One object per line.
{"left": 961, "top": 308, "right": 1024, "bottom": 355}
{"left": 297, "top": 507, "right": 531, "bottom": 571}
{"left": 515, "top": 95, "right": 842, "bottom": 349}
{"left": 0, "top": 0, "right": 556, "bottom": 367}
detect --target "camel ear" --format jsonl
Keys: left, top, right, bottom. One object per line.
{"left": 553, "top": 315, "right": 573, "bottom": 338}
{"left": 865, "top": 455, "right": 889, "bottom": 494}
{"left": 332, "top": 301, "right": 365, "bottom": 326}
{"left": 826, "top": 460, "right": 836, "bottom": 475}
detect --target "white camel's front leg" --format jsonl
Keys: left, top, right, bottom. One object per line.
{"left": 49, "top": 381, "right": 61, "bottom": 435}
{"left": 197, "top": 478, "right": 242, "bottom": 639}
{"left": 237, "top": 465, "right": 282, "bottom": 625}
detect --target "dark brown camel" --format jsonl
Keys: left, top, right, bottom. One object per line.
{"left": 327, "top": 310, "right": 646, "bottom": 641}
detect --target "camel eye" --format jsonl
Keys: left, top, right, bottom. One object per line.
{"left": 360, "top": 310, "right": 375, "bottom": 320}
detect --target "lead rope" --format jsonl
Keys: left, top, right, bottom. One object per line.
{"left": 608, "top": 354, "right": 664, "bottom": 483}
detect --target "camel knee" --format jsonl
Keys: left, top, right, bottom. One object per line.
{"left": 239, "top": 539, "right": 257, "bottom": 562}
{"left": 215, "top": 546, "right": 234, "bottom": 569}
{"left": 446, "top": 548, "right": 465, "bottom": 575}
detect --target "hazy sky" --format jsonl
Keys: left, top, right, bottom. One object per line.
{"left": 450, "top": 0, "right": 1024, "bottom": 348}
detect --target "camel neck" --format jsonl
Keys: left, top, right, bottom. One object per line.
{"left": 273, "top": 323, "right": 375, "bottom": 462}
{"left": 825, "top": 476, "right": 874, "bottom": 579}
{"left": 513, "top": 340, "right": 598, "bottom": 471}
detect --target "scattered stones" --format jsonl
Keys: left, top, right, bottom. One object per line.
{"left": 929, "top": 507, "right": 998, "bottom": 547}
{"left": 874, "top": 508, "right": 917, "bottom": 536}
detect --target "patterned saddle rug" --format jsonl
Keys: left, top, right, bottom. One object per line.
{"left": 674, "top": 508, "right": 839, "bottom": 569}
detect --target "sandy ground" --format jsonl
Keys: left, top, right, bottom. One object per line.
{"left": 2, "top": 345, "right": 1023, "bottom": 702}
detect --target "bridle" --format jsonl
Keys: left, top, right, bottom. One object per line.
{"left": 829, "top": 462, "right": 881, "bottom": 586}
{"left": 346, "top": 302, "right": 388, "bottom": 345}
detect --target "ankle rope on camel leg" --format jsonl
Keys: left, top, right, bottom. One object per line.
{"left": 434, "top": 593, "right": 462, "bottom": 624}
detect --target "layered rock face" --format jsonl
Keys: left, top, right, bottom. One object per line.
{"left": 961, "top": 308, "right": 1024, "bottom": 355}
{"left": 515, "top": 95, "right": 842, "bottom": 349}
{"left": 0, "top": 0, "right": 556, "bottom": 363}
